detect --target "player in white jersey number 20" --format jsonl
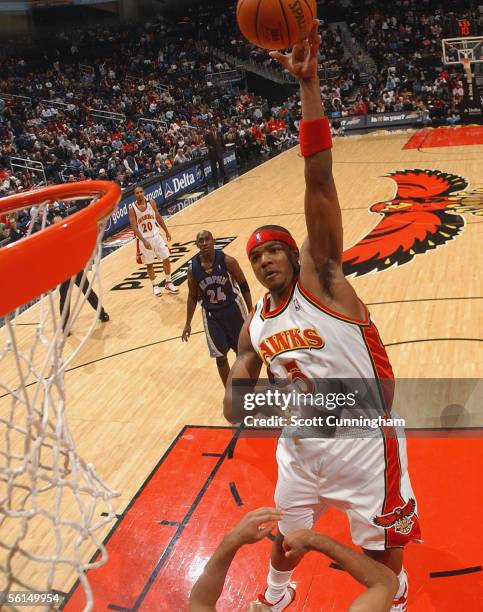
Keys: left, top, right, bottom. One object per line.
{"left": 129, "top": 185, "right": 178, "bottom": 296}
{"left": 224, "top": 22, "right": 421, "bottom": 612}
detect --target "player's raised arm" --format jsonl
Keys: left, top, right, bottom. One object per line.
{"left": 270, "top": 20, "right": 343, "bottom": 268}
{"left": 225, "top": 255, "right": 253, "bottom": 311}
{"left": 182, "top": 266, "right": 198, "bottom": 342}
{"left": 223, "top": 321, "right": 262, "bottom": 423}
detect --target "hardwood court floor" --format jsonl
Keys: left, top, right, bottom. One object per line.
{"left": 1, "top": 128, "right": 482, "bottom": 607}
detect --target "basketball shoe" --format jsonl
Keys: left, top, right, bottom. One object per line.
{"left": 258, "top": 583, "right": 296, "bottom": 611}
{"left": 165, "top": 281, "right": 179, "bottom": 293}
{"left": 153, "top": 285, "right": 161, "bottom": 297}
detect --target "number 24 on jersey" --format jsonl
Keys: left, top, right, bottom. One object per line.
{"left": 207, "top": 287, "right": 226, "bottom": 304}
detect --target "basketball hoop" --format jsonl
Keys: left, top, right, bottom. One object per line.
{"left": 0, "top": 181, "right": 120, "bottom": 317}
{"left": 0, "top": 181, "right": 121, "bottom": 610}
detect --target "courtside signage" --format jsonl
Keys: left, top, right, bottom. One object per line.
{"left": 162, "top": 170, "right": 197, "bottom": 200}
{"left": 104, "top": 151, "right": 237, "bottom": 237}
{"left": 105, "top": 184, "right": 165, "bottom": 237}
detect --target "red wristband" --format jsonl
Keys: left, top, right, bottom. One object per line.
{"left": 299, "top": 117, "right": 332, "bottom": 157}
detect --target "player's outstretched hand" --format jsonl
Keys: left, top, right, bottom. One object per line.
{"left": 143, "top": 238, "right": 152, "bottom": 250}
{"left": 227, "top": 507, "right": 282, "bottom": 546}
{"left": 181, "top": 323, "right": 191, "bottom": 342}
{"left": 165, "top": 231, "right": 172, "bottom": 242}
{"left": 269, "top": 20, "right": 320, "bottom": 81}
{"left": 283, "top": 529, "right": 320, "bottom": 562}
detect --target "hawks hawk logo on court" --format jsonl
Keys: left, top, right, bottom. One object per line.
{"left": 342, "top": 169, "right": 483, "bottom": 277}
{"left": 373, "top": 498, "right": 416, "bottom": 535}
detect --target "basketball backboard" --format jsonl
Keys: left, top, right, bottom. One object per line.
{"left": 442, "top": 36, "right": 483, "bottom": 65}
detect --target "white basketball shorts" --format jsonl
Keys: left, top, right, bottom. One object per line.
{"left": 137, "top": 234, "right": 170, "bottom": 265}
{"left": 274, "top": 428, "right": 422, "bottom": 550}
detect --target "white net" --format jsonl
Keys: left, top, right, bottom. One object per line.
{"left": 0, "top": 194, "right": 118, "bottom": 610}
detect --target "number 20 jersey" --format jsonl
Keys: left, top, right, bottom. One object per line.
{"left": 191, "top": 250, "right": 240, "bottom": 312}
{"left": 132, "top": 200, "right": 158, "bottom": 239}
{"left": 248, "top": 279, "right": 394, "bottom": 404}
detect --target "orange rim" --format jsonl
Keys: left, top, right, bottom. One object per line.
{"left": 0, "top": 181, "right": 121, "bottom": 317}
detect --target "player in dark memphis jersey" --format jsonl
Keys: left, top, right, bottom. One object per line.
{"left": 182, "top": 230, "right": 253, "bottom": 386}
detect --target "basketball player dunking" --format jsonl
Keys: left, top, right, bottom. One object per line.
{"left": 224, "top": 22, "right": 421, "bottom": 612}
{"left": 129, "top": 185, "right": 178, "bottom": 296}
{"left": 182, "top": 230, "right": 253, "bottom": 387}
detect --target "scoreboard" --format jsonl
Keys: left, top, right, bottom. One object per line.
{"left": 451, "top": 18, "right": 474, "bottom": 38}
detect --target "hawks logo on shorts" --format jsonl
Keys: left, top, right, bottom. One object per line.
{"left": 373, "top": 498, "right": 416, "bottom": 535}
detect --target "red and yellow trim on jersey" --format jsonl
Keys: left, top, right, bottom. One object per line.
{"left": 260, "top": 279, "right": 296, "bottom": 320}
{"left": 378, "top": 428, "right": 422, "bottom": 548}
{"left": 297, "top": 279, "right": 370, "bottom": 327}
{"left": 361, "top": 324, "right": 421, "bottom": 547}
{"left": 361, "top": 323, "right": 395, "bottom": 410}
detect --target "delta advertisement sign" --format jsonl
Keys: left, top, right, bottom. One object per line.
{"left": 161, "top": 149, "right": 237, "bottom": 201}
{"left": 104, "top": 151, "right": 237, "bottom": 237}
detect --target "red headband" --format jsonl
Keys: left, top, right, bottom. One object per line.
{"left": 246, "top": 229, "right": 298, "bottom": 257}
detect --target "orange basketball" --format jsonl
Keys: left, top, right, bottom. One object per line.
{"left": 236, "top": 0, "right": 317, "bottom": 51}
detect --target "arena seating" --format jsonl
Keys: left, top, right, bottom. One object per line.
{"left": 1, "top": 0, "right": 481, "bottom": 244}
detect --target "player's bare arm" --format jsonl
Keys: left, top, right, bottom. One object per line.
{"left": 182, "top": 266, "right": 198, "bottom": 342}
{"left": 223, "top": 321, "right": 262, "bottom": 423}
{"left": 270, "top": 21, "right": 364, "bottom": 321}
{"left": 152, "top": 202, "right": 171, "bottom": 241}
{"left": 128, "top": 205, "right": 151, "bottom": 249}
{"left": 225, "top": 254, "right": 253, "bottom": 311}
{"left": 284, "top": 529, "right": 398, "bottom": 612}
{"left": 189, "top": 508, "right": 281, "bottom": 612}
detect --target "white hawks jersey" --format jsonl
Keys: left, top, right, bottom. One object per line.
{"left": 248, "top": 278, "right": 394, "bottom": 412}
{"left": 132, "top": 200, "right": 158, "bottom": 239}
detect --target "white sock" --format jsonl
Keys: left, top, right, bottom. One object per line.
{"left": 165, "top": 274, "right": 172, "bottom": 283}
{"left": 394, "top": 568, "right": 407, "bottom": 600}
{"left": 151, "top": 278, "right": 158, "bottom": 286}
{"left": 265, "top": 563, "right": 293, "bottom": 604}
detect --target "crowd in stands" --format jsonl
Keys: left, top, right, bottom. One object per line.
{"left": 0, "top": 0, "right": 481, "bottom": 245}
{"left": 200, "top": 4, "right": 350, "bottom": 78}
{"left": 196, "top": 2, "right": 361, "bottom": 120}
{"left": 195, "top": 0, "right": 480, "bottom": 125}
{"left": 0, "top": 14, "right": 301, "bottom": 208}
{"left": 345, "top": 0, "right": 481, "bottom": 124}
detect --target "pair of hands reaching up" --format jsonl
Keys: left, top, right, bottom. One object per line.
{"left": 227, "top": 507, "right": 317, "bottom": 561}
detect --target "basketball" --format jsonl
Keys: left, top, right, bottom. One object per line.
{"left": 236, "top": 0, "right": 317, "bottom": 51}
